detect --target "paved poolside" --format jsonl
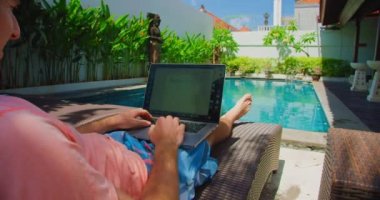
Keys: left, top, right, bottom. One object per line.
{"left": 261, "top": 79, "right": 380, "bottom": 200}
{"left": 323, "top": 81, "right": 380, "bottom": 132}
{"left": 260, "top": 147, "right": 325, "bottom": 200}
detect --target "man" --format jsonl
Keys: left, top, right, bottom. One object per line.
{"left": 0, "top": 1, "right": 252, "bottom": 199}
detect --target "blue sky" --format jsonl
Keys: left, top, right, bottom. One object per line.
{"left": 181, "top": 0, "right": 295, "bottom": 30}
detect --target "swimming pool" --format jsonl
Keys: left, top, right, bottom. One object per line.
{"left": 70, "top": 78, "right": 329, "bottom": 132}
{"left": 222, "top": 79, "right": 329, "bottom": 132}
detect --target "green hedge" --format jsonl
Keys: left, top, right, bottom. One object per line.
{"left": 226, "top": 57, "right": 274, "bottom": 73}
{"left": 321, "top": 58, "right": 353, "bottom": 77}
{"left": 226, "top": 56, "right": 353, "bottom": 77}
{"left": 293, "top": 57, "right": 352, "bottom": 77}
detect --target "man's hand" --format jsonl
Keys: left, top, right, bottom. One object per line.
{"left": 148, "top": 116, "right": 185, "bottom": 148}
{"left": 113, "top": 108, "right": 153, "bottom": 130}
{"left": 76, "top": 108, "right": 153, "bottom": 134}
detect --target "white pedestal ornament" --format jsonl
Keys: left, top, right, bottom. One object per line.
{"left": 366, "top": 60, "right": 380, "bottom": 102}
{"left": 350, "top": 63, "right": 368, "bottom": 91}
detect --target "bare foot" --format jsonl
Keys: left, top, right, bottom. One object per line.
{"left": 223, "top": 94, "right": 253, "bottom": 122}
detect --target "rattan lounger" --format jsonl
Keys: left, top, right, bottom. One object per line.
{"left": 37, "top": 101, "right": 282, "bottom": 200}
{"left": 196, "top": 122, "right": 282, "bottom": 200}
{"left": 318, "top": 128, "right": 380, "bottom": 200}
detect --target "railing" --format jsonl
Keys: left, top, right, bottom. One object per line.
{"left": 257, "top": 25, "right": 287, "bottom": 31}
{"left": 257, "top": 25, "right": 274, "bottom": 31}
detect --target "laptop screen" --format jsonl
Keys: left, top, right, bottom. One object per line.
{"left": 144, "top": 64, "right": 225, "bottom": 123}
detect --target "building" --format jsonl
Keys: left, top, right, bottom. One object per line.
{"left": 295, "top": 0, "right": 320, "bottom": 30}
{"left": 200, "top": 5, "right": 239, "bottom": 31}
{"left": 238, "top": 26, "right": 251, "bottom": 32}
{"left": 282, "top": 16, "right": 295, "bottom": 26}
{"left": 320, "top": 0, "right": 380, "bottom": 62}
{"left": 273, "top": 0, "right": 282, "bottom": 26}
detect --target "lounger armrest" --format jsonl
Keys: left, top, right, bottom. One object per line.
{"left": 196, "top": 122, "right": 282, "bottom": 200}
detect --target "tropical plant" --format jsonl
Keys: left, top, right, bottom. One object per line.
{"left": 1, "top": 0, "right": 239, "bottom": 89}
{"left": 1, "top": 0, "right": 153, "bottom": 89}
{"left": 263, "top": 21, "right": 316, "bottom": 66}
{"left": 38, "top": 0, "right": 71, "bottom": 83}
{"left": 111, "top": 14, "right": 150, "bottom": 78}
{"left": 161, "top": 29, "right": 212, "bottom": 64}
{"left": 183, "top": 33, "right": 212, "bottom": 63}
{"left": 211, "top": 28, "right": 238, "bottom": 64}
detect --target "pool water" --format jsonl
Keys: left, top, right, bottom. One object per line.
{"left": 221, "top": 79, "right": 329, "bottom": 132}
{"left": 70, "top": 79, "right": 329, "bottom": 132}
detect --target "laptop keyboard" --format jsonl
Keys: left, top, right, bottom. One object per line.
{"left": 182, "top": 121, "right": 206, "bottom": 133}
{"left": 152, "top": 118, "right": 206, "bottom": 133}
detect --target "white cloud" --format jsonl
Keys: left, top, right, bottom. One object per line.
{"left": 228, "top": 16, "right": 251, "bottom": 29}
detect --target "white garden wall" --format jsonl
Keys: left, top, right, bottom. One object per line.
{"left": 79, "top": 0, "right": 213, "bottom": 39}
{"left": 42, "top": 0, "right": 213, "bottom": 39}
{"left": 233, "top": 16, "right": 378, "bottom": 63}
{"left": 232, "top": 30, "right": 321, "bottom": 58}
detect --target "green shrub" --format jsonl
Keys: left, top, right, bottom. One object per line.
{"left": 252, "top": 58, "right": 274, "bottom": 73}
{"left": 270, "top": 57, "right": 352, "bottom": 77}
{"left": 294, "top": 57, "right": 322, "bottom": 75}
{"left": 226, "top": 57, "right": 274, "bottom": 74}
{"left": 240, "top": 65, "right": 256, "bottom": 74}
{"left": 227, "top": 56, "right": 351, "bottom": 77}
{"left": 237, "top": 57, "right": 254, "bottom": 73}
{"left": 226, "top": 57, "right": 251, "bottom": 73}
{"left": 283, "top": 57, "right": 299, "bottom": 75}
{"left": 321, "top": 58, "right": 352, "bottom": 77}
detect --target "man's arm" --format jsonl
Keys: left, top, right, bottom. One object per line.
{"left": 140, "top": 116, "right": 185, "bottom": 199}
{"left": 115, "top": 144, "right": 179, "bottom": 200}
{"left": 78, "top": 112, "right": 184, "bottom": 199}
{"left": 76, "top": 108, "right": 152, "bottom": 134}
{"left": 141, "top": 144, "right": 179, "bottom": 199}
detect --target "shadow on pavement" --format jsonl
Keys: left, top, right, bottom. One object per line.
{"left": 259, "top": 160, "right": 285, "bottom": 200}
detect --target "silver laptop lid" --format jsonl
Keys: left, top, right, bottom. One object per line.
{"left": 143, "top": 64, "right": 225, "bottom": 123}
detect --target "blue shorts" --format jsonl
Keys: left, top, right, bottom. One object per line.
{"left": 107, "top": 131, "right": 218, "bottom": 200}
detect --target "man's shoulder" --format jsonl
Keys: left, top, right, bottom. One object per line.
{"left": 0, "top": 95, "right": 49, "bottom": 122}
{"left": 0, "top": 95, "right": 36, "bottom": 108}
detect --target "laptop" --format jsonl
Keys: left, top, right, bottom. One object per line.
{"left": 129, "top": 63, "right": 225, "bottom": 148}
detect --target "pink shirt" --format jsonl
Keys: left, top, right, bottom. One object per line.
{"left": 0, "top": 95, "right": 148, "bottom": 200}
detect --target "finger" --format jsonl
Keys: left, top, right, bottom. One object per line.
{"left": 156, "top": 116, "right": 164, "bottom": 124}
{"left": 173, "top": 117, "right": 180, "bottom": 124}
{"left": 148, "top": 124, "right": 156, "bottom": 137}
{"left": 177, "top": 124, "right": 185, "bottom": 144}
{"left": 138, "top": 109, "right": 153, "bottom": 120}
{"left": 134, "top": 119, "right": 152, "bottom": 128}
{"left": 179, "top": 123, "right": 185, "bottom": 133}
